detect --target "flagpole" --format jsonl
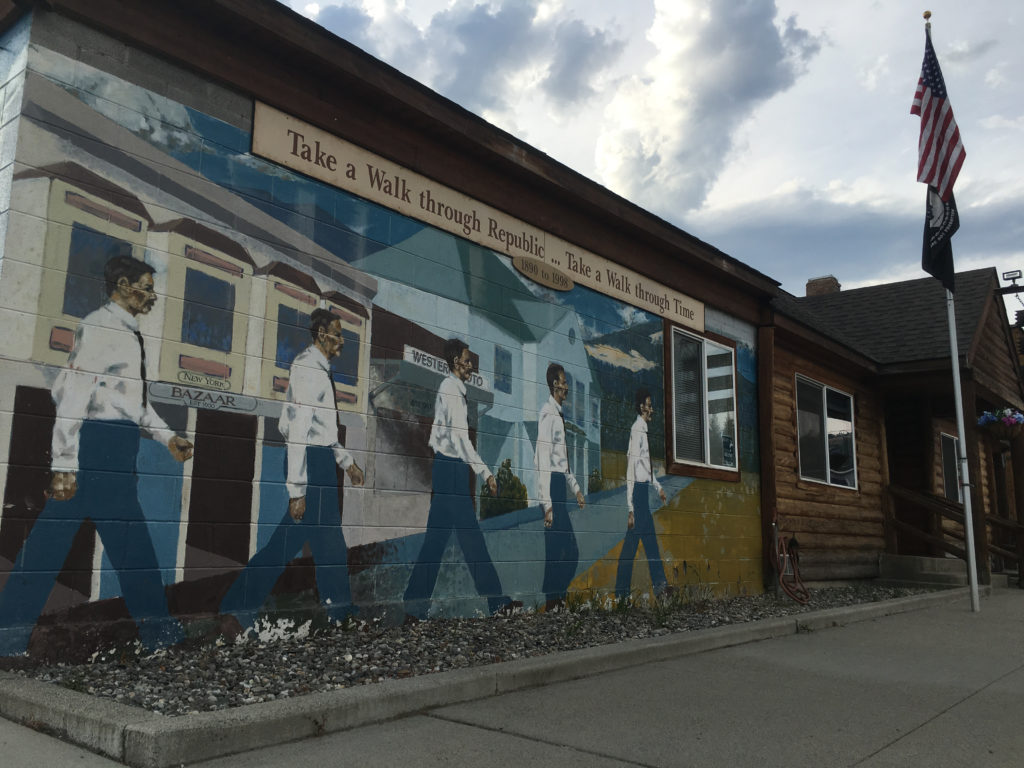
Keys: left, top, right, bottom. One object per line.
{"left": 914, "top": 11, "right": 978, "bottom": 611}
{"left": 945, "top": 287, "right": 981, "bottom": 612}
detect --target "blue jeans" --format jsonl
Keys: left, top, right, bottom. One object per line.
{"left": 404, "top": 452, "right": 507, "bottom": 617}
{"left": 221, "top": 445, "right": 354, "bottom": 623}
{"left": 542, "top": 474, "right": 579, "bottom": 603}
{"left": 615, "top": 482, "right": 667, "bottom": 599}
{"left": 0, "top": 420, "right": 183, "bottom": 655}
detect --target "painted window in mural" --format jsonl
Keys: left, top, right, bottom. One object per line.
{"left": 275, "top": 306, "right": 360, "bottom": 387}
{"left": 670, "top": 327, "right": 737, "bottom": 470}
{"left": 796, "top": 375, "right": 857, "bottom": 488}
{"left": 181, "top": 268, "right": 235, "bottom": 352}
{"left": 494, "top": 345, "right": 512, "bottom": 394}
{"left": 563, "top": 371, "right": 575, "bottom": 424}
{"left": 332, "top": 328, "right": 360, "bottom": 387}
{"left": 276, "top": 305, "right": 312, "bottom": 370}
{"left": 63, "top": 224, "right": 133, "bottom": 318}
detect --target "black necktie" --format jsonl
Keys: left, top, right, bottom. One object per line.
{"left": 325, "top": 367, "right": 340, "bottom": 426}
{"left": 134, "top": 330, "right": 148, "bottom": 408}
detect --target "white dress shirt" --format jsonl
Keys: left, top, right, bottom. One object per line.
{"left": 626, "top": 415, "right": 662, "bottom": 512}
{"left": 428, "top": 373, "right": 492, "bottom": 481}
{"left": 280, "top": 344, "right": 354, "bottom": 498}
{"left": 534, "top": 395, "right": 581, "bottom": 512}
{"left": 50, "top": 302, "right": 175, "bottom": 473}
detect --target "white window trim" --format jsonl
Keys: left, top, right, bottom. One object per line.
{"left": 795, "top": 374, "right": 858, "bottom": 490}
{"left": 669, "top": 326, "right": 739, "bottom": 472}
{"left": 940, "top": 432, "right": 962, "bottom": 503}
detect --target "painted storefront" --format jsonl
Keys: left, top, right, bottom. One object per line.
{"left": 0, "top": 12, "right": 762, "bottom": 658}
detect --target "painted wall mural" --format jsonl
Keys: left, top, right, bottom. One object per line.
{"left": 0, "top": 29, "right": 762, "bottom": 659}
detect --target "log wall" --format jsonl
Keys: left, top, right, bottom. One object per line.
{"left": 772, "top": 345, "right": 885, "bottom": 580}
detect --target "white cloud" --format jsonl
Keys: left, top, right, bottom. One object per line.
{"left": 858, "top": 54, "right": 888, "bottom": 91}
{"left": 594, "top": 0, "right": 821, "bottom": 213}
{"left": 584, "top": 344, "right": 657, "bottom": 371}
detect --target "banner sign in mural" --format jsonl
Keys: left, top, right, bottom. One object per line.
{"left": 403, "top": 345, "right": 491, "bottom": 391}
{"left": 150, "top": 383, "right": 259, "bottom": 413}
{"left": 252, "top": 102, "right": 704, "bottom": 332}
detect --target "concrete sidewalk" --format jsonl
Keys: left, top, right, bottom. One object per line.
{"left": 3, "top": 586, "right": 1022, "bottom": 767}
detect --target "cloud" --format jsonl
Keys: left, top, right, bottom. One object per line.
{"left": 541, "top": 19, "right": 626, "bottom": 104}
{"left": 594, "top": 1, "right": 822, "bottom": 214}
{"left": 686, "top": 185, "right": 1024, "bottom": 298}
{"left": 858, "top": 54, "right": 889, "bottom": 92}
{"left": 315, "top": 3, "right": 377, "bottom": 52}
{"left": 979, "top": 114, "right": 1024, "bottom": 130}
{"left": 942, "top": 38, "right": 998, "bottom": 64}
{"left": 617, "top": 304, "right": 649, "bottom": 328}
{"left": 308, "top": 1, "right": 627, "bottom": 116}
{"left": 584, "top": 343, "right": 657, "bottom": 371}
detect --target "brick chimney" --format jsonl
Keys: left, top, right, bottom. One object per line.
{"left": 805, "top": 275, "right": 841, "bottom": 296}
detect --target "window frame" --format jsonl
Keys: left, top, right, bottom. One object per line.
{"left": 794, "top": 374, "right": 858, "bottom": 490}
{"left": 664, "top": 323, "right": 741, "bottom": 482}
{"left": 940, "top": 432, "right": 962, "bottom": 503}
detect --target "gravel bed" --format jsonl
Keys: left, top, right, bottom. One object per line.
{"left": 9, "top": 585, "right": 928, "bottom": 716}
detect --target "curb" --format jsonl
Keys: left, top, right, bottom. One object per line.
{"left": 0, "top": 587, "right": 981, "bottom": 767}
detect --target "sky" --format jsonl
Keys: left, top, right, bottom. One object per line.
{"left": 280, "top": 0, "right": 1024, "bottom": 311}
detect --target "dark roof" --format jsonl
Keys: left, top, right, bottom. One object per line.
{"left": 151, "top": 218, "right": 256, "bottom": 267}
{"left": 773, "top": 268, "right": 998, "bottom": 366}
{"left": 14, "top": 161, "right": 155, "bottom": 226}
{"left": 254, "top": 261, "right": 322, "bottom": 296}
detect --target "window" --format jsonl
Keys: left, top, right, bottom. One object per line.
{"left": 64, "top": 224, "right": 133, "bottom": 318}
{"left": 494, "top": 345, "right": 512, "bottom": 394}
{"left": 669, "top": 327, "right": 737, "bottom": 471}
{"left": 275, "top": 305, "right": 360, "bottom": 386}
{"left": 575, "top": 380, "right": 585, "bottom": 425}
{"left": 796, "top": 376, "right": 856, "bottom": 488}
{"left": 275, "top": 305, "right": 311, "bottom": 371}
{"left": 940, "top": 433, "right": 962, "bottom": 502}
{"left": 331, "top": 328, "right": 360, "bottom": 387}
{"left": 182, "top": 268, "right": 236, "bottom": 352}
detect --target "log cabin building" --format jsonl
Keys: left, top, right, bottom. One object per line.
{"left": 764, "top": 269, "right": 1024, "bottom": 586}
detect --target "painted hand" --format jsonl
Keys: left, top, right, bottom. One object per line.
{"left": 48, "top": 471, "right": 77, "bottom": 501}
{"left": 627, "top": 509, "right": 635, "bottom": 530}
{"left": 575, "top": 490, "right": 585, "bottom": 510}
{"left": 167, "top": 436, "right": 194, "bottom": 462}
{"left": 346, "top": 463, "right": 365, "bottom": 487}
{"left": 544, "top": 506, "right": 553, "bottom": 528}
{"left": 288, "top": 496, "right": 306, "bottom": 522}
{"left": 659, "top": 488, "right": 667, "bottom": 504}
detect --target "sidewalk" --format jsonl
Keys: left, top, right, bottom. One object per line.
{"left": 3, "top": 586, "right": 1023, "bottom": 767}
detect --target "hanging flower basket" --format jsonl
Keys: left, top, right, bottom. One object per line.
{"left": 977, "top": 408, "right": 1024, "bottom": 441}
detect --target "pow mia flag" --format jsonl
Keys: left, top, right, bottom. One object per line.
{"left": 922, "top": 185, "right": 958, "bottom": 293}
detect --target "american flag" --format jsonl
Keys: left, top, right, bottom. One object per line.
{"left": 911, "top": 29, "right": 964, "bottom": 201}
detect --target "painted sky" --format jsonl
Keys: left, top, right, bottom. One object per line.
{"left": 281, "top": 1, "right": 1024, "bottom": 308}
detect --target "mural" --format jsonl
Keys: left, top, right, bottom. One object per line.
{"left": 0, "top": 31, "right": 761, "bottom": 658}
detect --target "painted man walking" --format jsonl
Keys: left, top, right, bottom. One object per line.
{"left": 0, "top": 255, "right": 192, "bottom": 655}
{"left": 536, "top": 363, "right": 585, "bottom": 610}
{"left": 615, "top": 387, "right": 669, "bottom": 600}
{"left": 221, "top": 308, "right": 363, "bottom": 625}
{"left": 404, "top": 338, "right": 513, "bottom": 619}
